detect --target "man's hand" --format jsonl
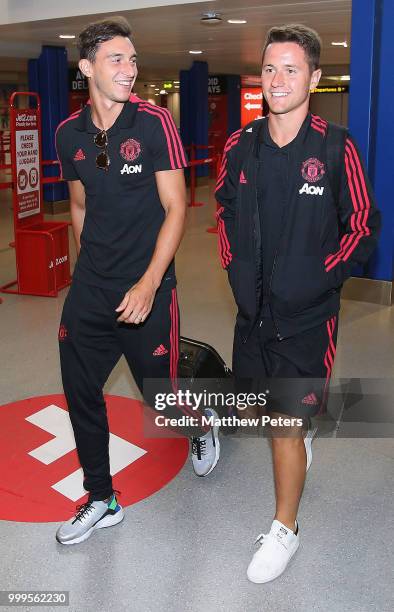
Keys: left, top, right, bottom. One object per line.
{"left": 115, "top": 275, "right": 157, "bottom": 324}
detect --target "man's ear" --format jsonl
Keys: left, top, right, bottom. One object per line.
{"left": 310, "top": 68, "right": 322, "bottom": 91}
{"left": 78, "top": 59, "right": 92, "bottom": 79}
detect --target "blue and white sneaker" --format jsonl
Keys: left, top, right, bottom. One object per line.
{"left": 191, "top": 408, "right": 220, "bottom": 477}
{"left": 56, "top": 493, "right": 124, "bottom": 545}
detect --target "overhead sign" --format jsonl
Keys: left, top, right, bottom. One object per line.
{"left": 241, "top": 75, "right": 261, "bottom": 88}
{"left": 311, "top": 85, "right": 349, "bottom": 94}
{"left": 208, "top": 75, "right": 227, "bottom": 95}
{"left": 13, "top": 110, "right": 40, "bottom": 219}
{"left": 0, "top": 395, "right": 188, "bottom": 522}
{"left": 68, "top": 68, "right": 88, "bottom": 92}
{"left": 241, "top": 87, "right": 263, "bottom": 127}
{"left": 68, "top": 68, "right": 89, "bottom": 113}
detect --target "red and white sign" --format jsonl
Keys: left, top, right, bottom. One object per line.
{"left": 0, "top": 395, "right": 188, "bottom": 522}
{"left": 241, "top": 88, "right": 263, "bottom": 127}
{"left": 13, "top": 111, "right": 41, "bottom": 219}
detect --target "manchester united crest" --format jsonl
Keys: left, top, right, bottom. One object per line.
{"left": 301, "top": 158, "right": 325, "bottom": 183}
{"left": 120, "top": 138, "right": 141, "bottom": 162}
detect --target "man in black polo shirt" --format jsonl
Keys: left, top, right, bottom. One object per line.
{"left": 55, "top": 17, "right": 220, "bottom": 546}
{"left": 216, "top": 24, "right": 380, "bottom": 582}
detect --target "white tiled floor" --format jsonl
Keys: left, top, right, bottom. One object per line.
{"left": 0, "top": 181, "right": 393, "bottom": 612}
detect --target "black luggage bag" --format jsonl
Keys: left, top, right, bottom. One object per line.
{"left": 178, "top": 336, "right": 238, "bottom": 434}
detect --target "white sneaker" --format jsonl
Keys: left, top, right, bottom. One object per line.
{"left": 247, "top": 519, "right": 300, "bottom": 583}
{"left": 304, "top": 422, "right": 318, "bottom": 472}
{"left": 191, "top": 408, "right": 220, "bottom": 477}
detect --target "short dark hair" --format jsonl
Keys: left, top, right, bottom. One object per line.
{"left": 78, "top": 16, "right": 132, "bottom": 62}
{"left": 262, "top": 24, "right": 321, "bottom": 71}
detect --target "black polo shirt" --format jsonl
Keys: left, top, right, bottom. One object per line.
{"left": 257, "top": 114, "right": 310, "bottom": 307}
{"left": 56, "top": 96, "right": 187, "bottom": 293}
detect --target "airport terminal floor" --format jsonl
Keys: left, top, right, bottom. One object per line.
{"left": 1, "top": 180, "right": 393, "bottom": 612}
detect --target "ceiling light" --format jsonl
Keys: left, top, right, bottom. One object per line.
{"left": 59, "top": 34, "right": 76, "bottom": 39}
{"left": 155, "top": 88, "right": 160, "bottom": 91}
{"left": 159, "top": 89, "right": 167, "bottom": 94}
{"left": 227, "top": 19, "right": 247, "bottom": 24}
{"left": 331, "top": 41, "right": 348, "bottom": 47}
{"left": 340, "top": 75, "right": 350, "bottom": 81}
{"left": 200, "top": 12, "right": 222, "bottom": 24}
{"left": 173, "top": 80, "right": 180, "bottom": 84}
{"left": 189, "top": 50, "right": 203, "bottom": 54}
{"left": 149, "top": 84, "right": 155, "bottom": 87}
{"left": 175, "top": 86, "right": 180, "bottom": 89}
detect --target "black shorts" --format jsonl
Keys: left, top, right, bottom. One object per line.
{"left": 232, "top": 314, "right": 339, "bottom": 418}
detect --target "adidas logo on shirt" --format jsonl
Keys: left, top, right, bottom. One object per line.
{"left": 239, "top": 170, "right": 247, "bottom": 184}
{"left": 74, "top": 148, "right": 86, "bottom": 161}
{"left": 299, "top": 183, "right": 324, "bottom": 196}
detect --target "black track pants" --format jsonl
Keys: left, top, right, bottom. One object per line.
{"left": 59, "top": 280, "right": 186, "bottom": 501}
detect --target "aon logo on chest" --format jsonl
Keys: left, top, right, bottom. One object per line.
{"left": 299, "top": 183, "right": 324, "bottom": 196}
{"left": 121, "top": 164, "right": 142, "bottom": 174}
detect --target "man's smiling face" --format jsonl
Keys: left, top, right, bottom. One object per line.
{"left": 80, "top": 35, "right": 138, "bottom": 103}
{"left": 261, "top": 41, "right": 321, "bottom": 116}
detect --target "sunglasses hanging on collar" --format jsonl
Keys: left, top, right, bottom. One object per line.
{"left": 94, "top": 130, "right": 110, "bottom": 170}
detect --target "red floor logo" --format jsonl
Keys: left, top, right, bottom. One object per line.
{"left": 0, "top": 395, "right": 188, "bottom": 522}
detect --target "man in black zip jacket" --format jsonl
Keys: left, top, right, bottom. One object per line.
{"left": 216, "top": 24, "right": 380, "bottom": 583}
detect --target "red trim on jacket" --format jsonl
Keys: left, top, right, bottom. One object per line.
{"left": 325, "top": 138, "right": 371, "bottom": 272}
{"left": 215, "top": 129, "right": 242, "bottom": 192}
{"left": 216, "top": 206, "right": 233, "bottom": 269}
{"left": 311, "top": 113, "right": 328, "bottom": 137}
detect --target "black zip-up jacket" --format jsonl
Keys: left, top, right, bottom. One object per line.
{"left": 216, "top": 114, "right": 381, "bottom": 342}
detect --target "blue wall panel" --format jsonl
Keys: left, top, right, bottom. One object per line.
{"left": 226, "top": 74, "right": 241, "bottom": 136}
{"left": 29, "top": 46, "right": 69, "bottom": 202}
{"left": 348, "top": 0, "right": 393, "bottom": 282}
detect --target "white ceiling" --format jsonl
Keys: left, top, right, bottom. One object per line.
{"left": 0, "top": 0, "right": 351, "bottom": 81}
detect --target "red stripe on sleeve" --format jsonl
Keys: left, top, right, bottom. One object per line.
{"left": 216, "top": 156, "right": 228, "bottom": 185}
{"left": 148, "top": 104, "right": 186, "bottom": 167}
{"left": 215, "top": 135, "right": 240, "bottom": 193}
{"left": 346, "top": 139, "right": 371, "bottom": 211}
{"left": 138, "top": 103, "right": 187, "bottom": 169}
{"left": 216, "top": 206, "right": 232, "bottom": 268}
{"left": 311, "top": 114, "right": 328, "bottom": 129}
{"left": 311, "top": 121, "right": 326, "bottom": 136}
{"left": 138, "top": 104, "right": 176, "bottom": 168}
{"left": 325, "top": 139, "right": 371, "bottom": 272}
{"left": 55, "top": 110, "right": 82, "bottom": 179}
